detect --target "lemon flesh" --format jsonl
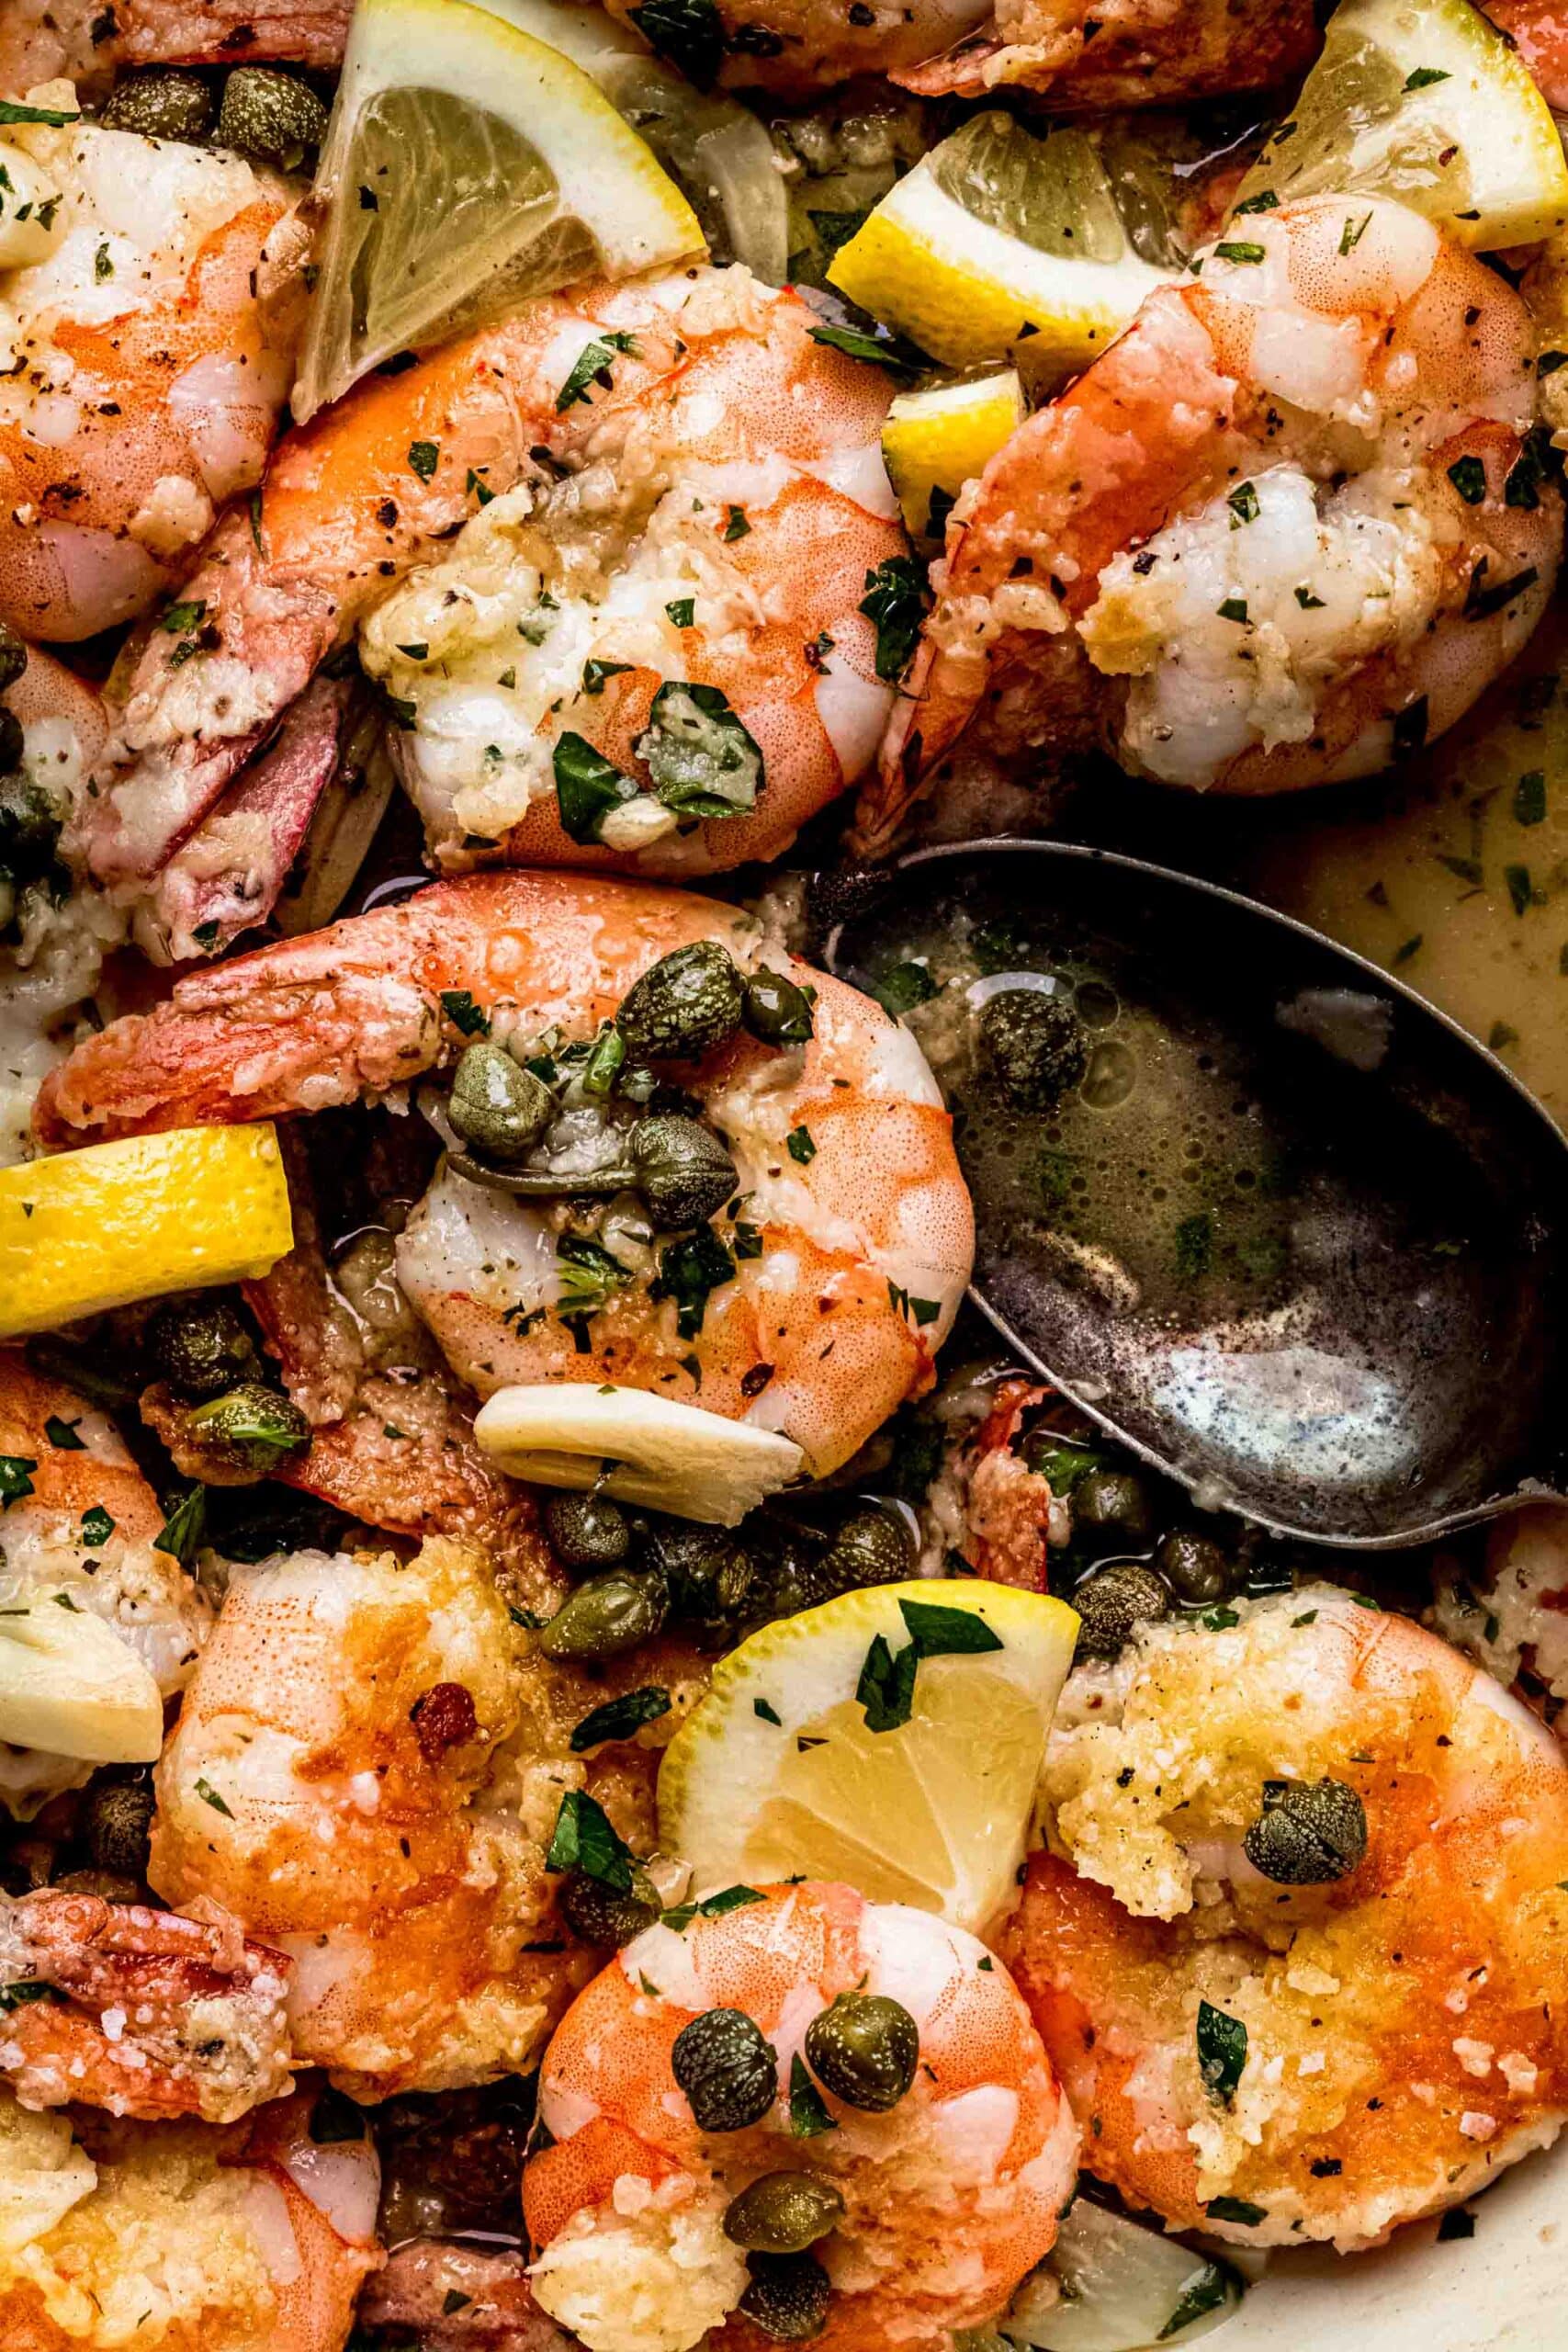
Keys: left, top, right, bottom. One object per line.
{"left": 882, "top": 370, "right": 1025, "bottom": 536}
{"left": 0, "top": 1125, "right": 294, "bottom": 1339}
{"left": 293, "top": 0, "right": 704, "bottom": 422}
{"left": 658, "top": 1579, "right": 1078, "bottom": 1934}
{"left": 829, "top": 113, "right": 1172, "bottom": 375}
{"left": 1232, "top": 0, "right": 1568, "bottom": 252}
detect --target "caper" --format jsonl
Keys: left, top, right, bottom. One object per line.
{"left": 643, "top": 1519, "right": 755, "bottom": 1623}
{"left": 187, "top": 1382, "right": 310, "bottom": 1477}
{"left": 537, "top": 1570, "right": 668, "bottom": 1662}
{"left": 82, "top": 1778, "right": 153, "bottom": 1880}
{"left": 0, "top": 770, "right": 61, "bottom": 879}
{"left": 102, "top": 68, "right": 215, "bottom": 141}
{"left": 216, "top": 66, "right": 330, "bottom": 170}
{"left": 978, "top": 989, "right": 1088, "bottom": 1112}
{"left": 1072, "top": 1469, "right": 1154, "bottom": 1544}
{"left": 1156, "top": 1529, "right": 1233, "bottom": 1605}
{"left": 0, "top": 707, "right": 22, "bottom": 781}
{"left": 743, "top": 968, "right": 815, "bottom": 1047}
{"left": 817, "top": 1505, "right": 913, "bottom": 1596}
{"left": 1072, "top": 1560, "right": 1168, "bottom": 1660}
{"left": 739, "top": 2254, "right": 831, "bottom": 2340}
{"left": 671, "top": 2007, "right": 778, "bottom": 2132}
{"left": 1243, "top": 1777, "right": 1368, "bottom": 1886}
{"left": 802, "top": 1993, "right": 919, "bottom": 2113}
{"left": 448, "top": 1042, "right": 555, "bottom": 1163}
{"left": 543, "top": 1490, "right": 632, "bottom": 1572}
{"left": 724, "top": 2172, "right": 844, "bottom": 2255}
{"left": 559, "top": 1857, "right": 662, "bottom": 1948}
{"left": 0, "top": 621, "right": 26, "bottom": 698}
{"left": 615, "top": 941, "right": 744, "bottom": 1060}
{"left": 630, "top": 1114, "right": 739, "bottom": 1228}
{"left": 1021, "top": 1433, "right": 1107, "bottom": 1492}
{"left": 146, "top": 1296, "right": 260, "bottom": 1402}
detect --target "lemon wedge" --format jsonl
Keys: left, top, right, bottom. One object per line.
{"left": 1231, "top": 0, "right": 1568, "bottom": 252}
{"left": 0, "top": 1125, "right": 293, "bottom": 1339}
{"left": 0, "top": 1604, "right": 163, "bottom": 1764}
{"left": 292, "top": 0, "right": 705, "bottom": 423}
{"left": 881, "top": 369, "right": 1024, "bottom": 536}
{"left": 829, "top": 112, "right": 1172, "bottom": 376}
{"left": 474, "top": 1384, "right": 803, "bottom": 1524}
{"left": 658, "top": 1579, "right": 1078, "bottom": 1933}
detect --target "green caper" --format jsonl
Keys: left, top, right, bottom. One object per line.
{"left": 82, "top": 1778, "right": 153, "bottom": 1880}
{"left": 615, "top": 941, "right": 744, "bottom": 1060}
{"left": 724, "top": 2173, "right": 844, "bottom": 2255}
{"left": 978, "top": 988, "right": 1088, "bottom": 1112}
{"left": 559, "top": 1857, "right": 662, "bottom": 1948}
{"left": 216, "top": 66, "right": 329, "bottom": 169}
{"left": 1072, "top": 1560, "right": 1168, "bottom": 1660}
{"left": 544, "top": 1490, "right": 632, "bottom": 1572}
{"left": 630, "top": 1114, "right": 739, "bottom": 1228}
{"left": 187, "top": 1382, "right": 310, "bottom": 1477}
{"left": 1156, "top": 1529, "right": 1233, "bottom": 1605}
{"left": 0, "top": 770, "right": 60, "bottom": 879}
{"left": 102, "top": 68, "right": 215, "bottom": 141}
{"left": 537, "top": 1570, "right": 668, "bottom": 1662}
{"left": 448, "top": 1042, "right": 556, "bottom": 1163}
{"left": 146, "top": 1296, "right": 260, "bottom": 1402}
{"left": 803, "top": 1993, "right": 919, "bottom": 2113}
{"left": 743, "top": 968, "right": 815, "bottom": 1047}
{"left": 1072, "top": 1469, "right": 1154, "bottom": 1544}
{"left": 739, "top": 2254, "right": 831, "bottom": 2340}
{"left": 671, "top": 2007, "right": 779, "bottom": 2132}
{"left": 816, "top": 1506, "right": 913, "bottom": 1596}
{"left": 644, "top": 1520, "right": 756, "bottom": 1625}
{"left": 1243, "top": 1777, "right": 1368, "bottom": 1886}
{"left": 0, "top": 622, "right": 26, "bottom": 698}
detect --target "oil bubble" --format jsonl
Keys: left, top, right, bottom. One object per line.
{"left": 1081, "top": 1039, "right": 1138, "bottom": 1111}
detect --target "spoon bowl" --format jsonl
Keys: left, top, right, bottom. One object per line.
{"left": 825, "top": 840, "right": 1568, "bottom": 1549}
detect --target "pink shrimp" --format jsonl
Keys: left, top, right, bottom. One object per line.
{"left": 894, "top": 0, "right": 1317, "bottom": 103}
{"left": 524, "top": 1881, "right": 1077, "bottom": 2352}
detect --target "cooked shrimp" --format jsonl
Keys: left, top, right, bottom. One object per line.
{"left": 0, "top": 1888, "right": 293, "bottom": 2122}
{"left": 866, "top": 197, "right": 1560, "bottom": 847}
{"left": 149, "top": 1532, "right": 705, "bottom": 2099}
{"left": 37, "top": 872, "right": 975, "bottom": 1482}
{"left": 0, "top": 2080, "right": 380, "bottom": 2352}
{"left": 0, "top": 1354, "right": 211, "bottom": 1815}
{"left": 1000, "top": 1584, "right": 1568, "bottom": 2251}
{"left": 1432, "top": 1502, "right": 1568, "bottom": 1736}
{"left": 1487, "top": 0, "right": 1568, "bottom": 109}
{"left": 893, "top": 0, "right": 1317, "bottom": 102}
{"left": 524, "top": 1880, "right": 1076, "bottom": 2352}
{"left": 0, "top": 86, "right": 295, "bottom": 643}
{"left": 84, "top": 267, "right": 904, "bottom": 899}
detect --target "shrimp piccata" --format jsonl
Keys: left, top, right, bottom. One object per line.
{"left": 0, "top": 2081, "right": 380, "bottom": 2352}
{"left": 523, "top": 1881, "right": 1077, "bottom": 2352}
{"left": 1001, "top": 1586, "right": 1568, "bottom": 2250}
{"left": 84, "top": 267, "right": 905, "bottom": 915}
{"left": 0, "top": 86, "right": 296, "bottom": 644}
{"left": 867, "top": 195, "right": 1561, "bottom": 845}
{"left": 36, "top": 872, "right": 975, "bottom": 1482}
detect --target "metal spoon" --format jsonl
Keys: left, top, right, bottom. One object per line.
{"left": 824, "top": 839, "right": 1568, "bottom": 1550}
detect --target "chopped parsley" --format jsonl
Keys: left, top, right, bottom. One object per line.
{"left": 1196, "top": 2000, "right": 1247, "bottom": 2107}
{"left": 0, "top": 1457, "right": 37, "bottom": 1508}
{"left": 546, "top": 1788, "right": 634, "bottom": 1890}
{"left": 570, "top": 1685, "right": 671, "bottom": 1752}
{"left": 1516, "top": 769, "right": 1547, "bottom": 826}
{"left": 43, "top": 1417, "right": 84, "bottom": 1451}
{"left": 195, "top": 1777, "right": 233, "bottom": 1817}
{"left": 80, "top": 1505, "right": 114, "bottom": 1549}
{"left": 1227, "top": 481, "right": 1259, "bottom": 526}
{"left": 724, "top": 504, "right": 750, "bottom": 541}
{"left": 556, "top": 330, "right": 638, "bottom": 413}
{"left": 1447, "top": 455, "right": 1487, "bottom": 505}
{"left": 439, "top": 989, "right": 490, "bottom": 1037}
{"left": 638, "top": 682, "right": 762, "bottom": 820}
{"left": 785, "top": 1124, "right": 816, "bottom": 1164}
{"left": 856, "top": 1596, "right": 1003, "bottom": 1734}
{"left": 154, "top": 1486, "right": 206, "bottom": 1566}
{"left": 554, "top": 731, "right": 638, "bottom": 844}
{"left": 665, "top": 598, "right": 695, "bottom": 628}
{"left": 1404, "top": 64, "right": 1450, "bottom": 88}
{"left": 1214, "top": 241, "right": 1266, "bottom": 265}
{"left": 407, "top": 439, "right": 439, "bottom": 482}
{"left": 788, "top": 2051, "right": 838, "bottom": 2137}
{"left": 860, "top": 555, "right": 931, "bottom": 682}
{"left": 650, "top": 1225, "right": 736, "bottom": 1340}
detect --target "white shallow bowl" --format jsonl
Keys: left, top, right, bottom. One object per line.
{"left": 1217, "top": 2138, "right": 1567, "bottom": 2349}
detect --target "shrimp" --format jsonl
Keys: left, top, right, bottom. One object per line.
{"left": 36, "top": 872, "right": 975, "bottom": 1483}
{"left": 0, "top": 2080, "right": 380, "bottom": 2352}
{"left": 865, "top": 197, "right": 1561, "bottom": 849}
{"left": 0, "top": 1353, "right": 211, "bottom": 1815}
{"left": 1431, "top": 1501, "right": 1568, "bottom": 1737}
{"left": 83, "top": 266, "right": 905, "bottom": 904}
{"left": 0, "top": 1888, "right": 293, "bottom": 2122}
{"left": 523, "top": 1880, "right": 1077, "bottom": 2352}
{"left": 0, "top": 86, "right": 296, "bottom": 644}
{"left": 999, "top": 1584, "right": 1568, "bottom": 2252}
{"left": 892, "top": 0, "right": 1318, "bottom": 103}
{"left": 148, "top": 1531, "right": 706, "bottom": 2099}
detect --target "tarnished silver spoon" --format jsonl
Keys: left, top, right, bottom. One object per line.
{"left": 824, "top": 839, "right": 1568, "bottom": 1551}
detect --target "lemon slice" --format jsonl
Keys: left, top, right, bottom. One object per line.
{"left": 829, "top": 112, "right": 1173, "bottom": 376}
{"left": 881, "top": 369, "right": 1024, "bottom": 536}
{"left": 1231, "top": 0, "right": 1568, "bottom": 252}
{"left": 658, "top": 1579, "right": 1078, "bottom": 1933}
{"left": 0, "top": 1125, "right": 293, "bottom": 1339}
{"left": 473, "top": 1384, "right": 803, "bottom": 1525}
{"left": 0, "top": 1604, "right": 163, "bottom": 1764}
{"left": 292, "top": 0, "right": 705, "bottom": 423}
